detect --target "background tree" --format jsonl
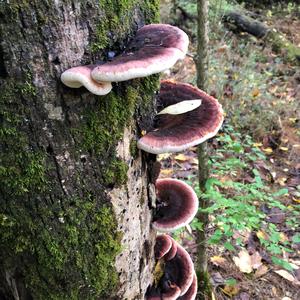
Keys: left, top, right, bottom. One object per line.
{"left": 195, "top": 0, "right": 211, "bottom": 299}
{"left": 0, "top": 1, "right": 159, "bottom": 299}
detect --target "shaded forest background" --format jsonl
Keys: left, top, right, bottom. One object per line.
{"left": 159, "top": 0, "right": 300, "bottom": 299}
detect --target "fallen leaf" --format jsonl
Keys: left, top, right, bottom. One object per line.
{"left": 160, "top": 169, "right": 173, "bottom": 176}
{"left": 253, "top": 142, "right": 263, "bottom": 147}
{"left": 254, "top": 264, "right": 269, "bottom": 278}
{"left": 274, "top": 269, "right": 295, "bottom": 282}
{"left": 279, "top": 146, "right": 289, "bottom": 151}
{"left": 174, "top": 153, "right": 189, "bottom": 162}
{"left": 158, "top": 99, "right": 202, "bottom": 115}
{"left": 251, "top": 251, "right": 262, "bottom": 269}
{"left": 280, "top": 233, "right": 289, "bottom": 243}
{"left": 210, "top": 256, "right": 227, "bottom": 267}
{"left": 252, "top": 88, "right": 260, "bottom": 97}
{"left": 262, "top": 147, "right": 273, "bottom": 154}
{"left": 257, "top": 230, "right": 269, "bottom": 240}
{"left": 276, "top": 177, "right": 287, "bottom": 186}
{"left": 233, "top": 249, "right": 252, "bottom": 273}
{"left": 221, "top": 285, "right": 239, "bottom": 297}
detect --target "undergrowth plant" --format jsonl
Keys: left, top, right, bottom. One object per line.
{"left": 188, "top": 125, "right": 300, "bottom": 271}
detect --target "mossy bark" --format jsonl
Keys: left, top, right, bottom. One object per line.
{"left": 0, "top": 1, "right": 159, "bottom": 299}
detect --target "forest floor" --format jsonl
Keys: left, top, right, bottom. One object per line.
{"left": 159, "top": 1, "right": 300, "bottom": 299}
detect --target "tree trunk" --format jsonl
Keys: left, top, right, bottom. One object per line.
{"left": 196, "top": 0, "right": 211, "bottom": 299}
{"left": 0, "top": 1, "right": 159, "bottom": 299}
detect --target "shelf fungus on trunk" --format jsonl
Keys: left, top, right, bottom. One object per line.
{"left": 152, "top": 178, "right": 198, "bottom": 232}
{"left": 154, "top": 234, "right": 178, "bottom": 261}
{"left": 91, "top": 24, "right": 189, "bottom": 82}
{"left": 137, "top": 80, "right": 224, "bottom": 154}
{"left": 177, "top": 273, "right": 197, "bottom": 300}
{"left": 60, "top": 65, "right": 112, "bottom": 95}
{"left": 147, "top": 235, "right": 197, "bottom": 300}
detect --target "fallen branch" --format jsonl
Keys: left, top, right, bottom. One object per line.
{"left": 223, "top": 11, "right": 300, "bottom": 64}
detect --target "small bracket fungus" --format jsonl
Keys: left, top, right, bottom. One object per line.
{"left": 61, "top": 65, "right": 112, "bottom": 95}
{"left": 155, "top": 234, "right": 178, "bottom": 261}
{"left": 147, "top": 236, "right": 196, "bottom": 300}
{"left": 155, "top": 234, "right": 173, "bottom": 260}
{"left": 152, "top": 178, "right": 198, "bottom": 232}
{"left": 91, "top": 24, "right": 189, "bottom": 82}
{"left": 178, "top": 273, "right": 197, "bottom": 300}
{"left": 137, "top": 80, "right": 224, "bottom": 154}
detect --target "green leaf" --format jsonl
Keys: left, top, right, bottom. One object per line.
{"left": 271, "top": 256, "right": 293, "bottom": 271}
{"left": 224, "top": 241, "right": 235, "bottom": 251}
{"left": 273, "top": 188, "right": 289, "bottom": 197}
{"left": 292, "top": 234, "right": 300, "bottom": 243}
{"left": 225, "top": 278, "right": 237, "bottom": 286}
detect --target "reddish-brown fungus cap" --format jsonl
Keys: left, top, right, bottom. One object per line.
{"left": 164, "top": 236, "right": 178, "bottom": 261}
{"left": 165, "top": 242, "right": 195, "bottom": 296}
{"left": 152, "top": 178, "right": 198, "bottom": 232}
{"left": 146, "top": 239, "right": 194, "bottom": 299}
{"left": 91, "top": 24, "right": 189, "bottom": 82}
{"left": 155, "top": 234, "right": 178, "bottom": 261}
{"left": 137, "top": 80, "right": 224, "bottom": 154}
{"left": 155, "top": 234, "right": 173, "bottom": 260}
{"left": 146, "top": 284, "right": 181, "bottom": 300}
{"left": 61, "top": 65, "right": 112, "bottom": 95}
{"left": 178, "top": 273, "right": 197, "bottom": 300}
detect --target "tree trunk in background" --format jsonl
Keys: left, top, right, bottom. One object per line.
{"left": 0, "top": 1, "right": 159, "bottom": 299}
{"left": 196, "top": 0, "right": 211, "bottom": 299}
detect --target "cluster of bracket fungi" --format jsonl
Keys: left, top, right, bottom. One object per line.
{"left": 61, "top": 23, "right": 224, "bottom": 300}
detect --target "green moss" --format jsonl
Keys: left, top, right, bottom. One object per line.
{"left": 0, "top": 80, "right": 47, "bottom": 197}
{"left": 91, "top": 0, "right": 160, "bottom": 52}
{"left": 130, "top": 139, "right": 138, "bottom": 158}
{"left": 1, "top": 196, "right": 122, "bottom": 299}
{"left": 74, "top": 76, "right": 159, "bottom": 188}
{"left": 103, "top": 158, "right": 129, "bottom": 186}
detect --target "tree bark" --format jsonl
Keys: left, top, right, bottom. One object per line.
{"left": 196, "top": 1, "right": 211, "bottom": 299}
{"left": 0, "top": 1, "right": 159, "bottom": 299}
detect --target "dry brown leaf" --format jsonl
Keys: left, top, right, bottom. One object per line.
{"left": 262, "top": 147, "right": 273, "bottom": 154}
{"left": 250, "top": 251, "right": 262, "bottom": 269}
{"left": 174, "top": 153, "right": 189, "bottom": 162}
{"left": 210, "top": 256, "right": 227, "bottom": 267}
{"left": 274, "top": 270, "right": 295, "bottom": 282}
{"left": 254, "top": 265, "right": 269, "bottom": 278}
{"left": 257, "top": 230, "right": 269, "bottom": 240}
{"left": 221, "top": 285, "right": 239, "bottom": 297}
{"left": 233, "top": 249, "right": 252, "bottom": 273}
{"left": 160, "top": 169, "right": 173, "bottom": 176}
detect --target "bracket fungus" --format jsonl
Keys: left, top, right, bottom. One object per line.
{"left": 137, "top": 80, "right": 224, "bottom": 154}
{"left": 155, "top": 234, "right": 178, "bottom": 261}
{"left": 60, "top": 65, "right": 112, "bottom": 95}
{"left": 91, "top": 24, "right": 189, "bottom": 82}
{"left": 147, "top": 235, "right": 196, "bottom": 300}
{"left": 152, "top": 178, "right": 198, "bottom": 232}
{"left": 177, "top": 273, "right": 197, "bottom": 300}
